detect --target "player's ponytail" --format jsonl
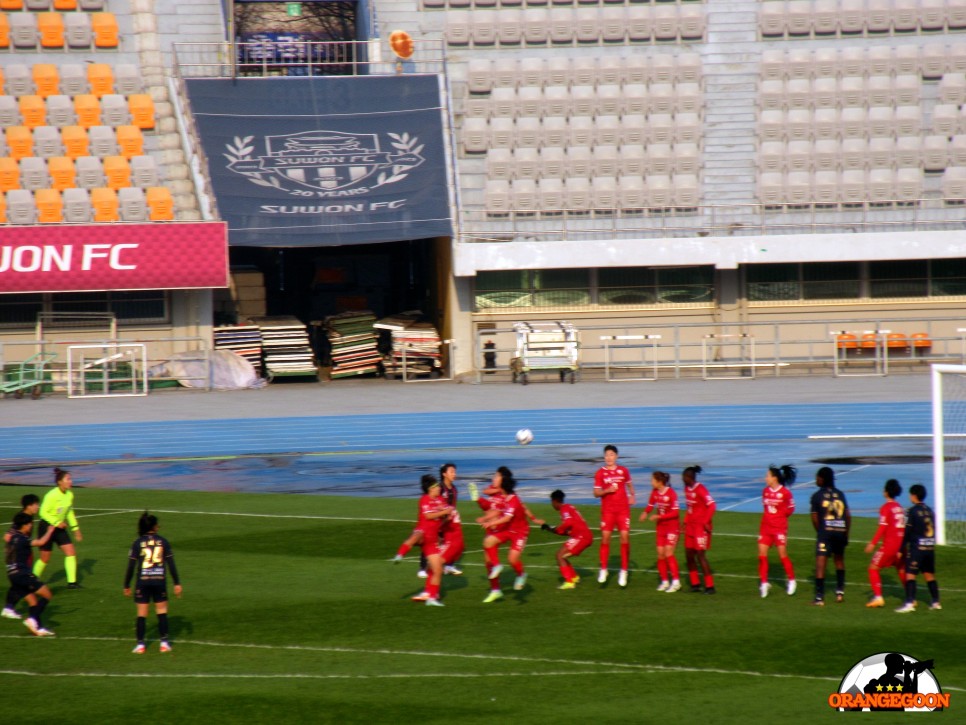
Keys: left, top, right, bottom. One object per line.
{"left": 768, "top": 464, "right": 797, "bottom": 485}
{"left": 682, "top": 465, "right": 702, "bottom": 484}
{"left": 138, "top": 511, "right": 158, "bottom": 536}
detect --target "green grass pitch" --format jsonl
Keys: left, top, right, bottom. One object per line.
{"left": 1, "top": 486, "right": 963, "bottom": 724}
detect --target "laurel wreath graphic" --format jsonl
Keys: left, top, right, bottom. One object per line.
{"left": 223, "top": 135, "right": 284, "bottom": 189}
{"left": 372, "top": 132, "right": 425, "bottom": 188}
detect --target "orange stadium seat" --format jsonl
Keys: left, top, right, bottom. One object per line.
{"left": 0, "top": 157, "right": 20, "bottom": 191}
{"left": 0, "top": 191, "right": 6, "bottom": 223}
{"left": 90, "top": 11, "right": 117, "bottom": 48}
{"left": 18, "top": 94, "right": 46, "bottom": 128}
{"left": 73, "top": 94, "right": 100, "bottom": 128}
{"left": 53, "top": 0, "right": 78, "bottom": 9}
{"left": 5, "top": 125, "right": 33, "bottom": 159}
{"left": 835, "top": 333, "right": 857, "bottom": 350}
{"left": 32, "top": 64, "right": 58, "bottom": 98}
{"left": 86, "top": 63, "right": 113, "bottom": 98}
{"left": 0, "top": 0, "right": 24, "bottom": 9}
{"left": 48, "top": 155, "right": 75, "bottom": 190}
{"left": 115, "top": 125, "right": 143, "bottom": 159}
{"left": 127, "top": 94, "right": 154, "bottom": 130}
{"left": 90, "top": 186, "right": 118, "bottom": 221}
{"left": 35, "top": 188, "right": 63, "bottom": 223}
{"left": 37, "top": 12, "right": 64, "bottom": 49}
{"left": 0, "top": 68, "right": 4, "bottom": 95}
{"left": 886, "top": 333, "right": 909, "bottom": 356}
{"left": 146, "top": 186, "right": 174, "bottom": 221}
{"left": 859, "top": 333, "right": 878, "bottom": 353}
{"left": 911, "top": 333, "right": 931, "bottom": 357}
{"left": 61, "top": 125, "right": 89, "bottom": 158}
{"left": 0, "top": 14, "right": 10, "bottom": 49}
{"left": 103, "top": 154, "right": 130, "bottom": 189}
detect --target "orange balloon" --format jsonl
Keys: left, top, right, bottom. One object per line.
{"left": 389, "top": 30, "right": 414, "bottom": 60}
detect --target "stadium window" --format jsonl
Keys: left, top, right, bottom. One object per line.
{"left": 869, "top": 260, "right": 928, "bottom": 299}
{"left": 598, "top": 267, "right": 657, "bottom": 305}
{"left": 746, "top": 263, "right": 800, "bottom": 302}
{"left": 930, "top": 258, "right": 966, "bottom": 297}
{"left": 532, "top": 269, "right": 590, "bottom": 307}
{"left": 0, "top": 293, "right": 45, "bottom": 327}
{"left": 0, "top": 291, "right": 172, "bottom": 329}
{"left": 51, "top": 291, "right": 168, "bottom": 323}
{"left": 655, "top": 266, "right": 714, "bottom": 303}
{"left": 802, "top": 262, "right": 861, "bottom": 300}
{"left": 474, "top": 266, "right": 714, "bottom": 311}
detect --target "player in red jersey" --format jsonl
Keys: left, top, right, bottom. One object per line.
{"left": 758, "top": 464, "right": 798, "bottom": 598}
{"left": 477, "top": 466, "right": 535, "bottom": 603}
{"left": 640, "top": 471, "right": 682, "bottom": 592}
{"left": 409, "top": 474, "right": 454, "bottom": 606}
{"left": 594, "top": 444, "right": 636, "bottom": 587}
{"left": 682, "top": 465, "right": 717, "bottom": 594}
{"left": 535, "top": 490, "right": 593, "bottom": 589}
{"left": 439, "top": 463, "right": 465, "bottom": 576}
{"left": 865, "top": 478, "right": 906, "bottom": 608}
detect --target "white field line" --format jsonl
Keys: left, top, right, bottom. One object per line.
{"left": 0, "top": 634, "right": 852, "bottom": 685}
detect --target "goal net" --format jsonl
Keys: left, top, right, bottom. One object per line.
{"left": 932, "top": 364, "right": 966, "bottom": 545}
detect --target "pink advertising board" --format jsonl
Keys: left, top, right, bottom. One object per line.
{"left": 0, "top": 222, "right": 229, "bottom": 294}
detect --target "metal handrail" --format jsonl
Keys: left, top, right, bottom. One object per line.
{"left": 460, "top": 197, "right": 966, "bottom": 243}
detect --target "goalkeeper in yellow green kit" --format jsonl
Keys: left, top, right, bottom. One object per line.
{"left": 33, "top": 468, "right": 83, "bottom": 589}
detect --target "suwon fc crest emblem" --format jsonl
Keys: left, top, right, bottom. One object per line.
{"left": 224, "top": 130, "right": 426, "bottom": 198}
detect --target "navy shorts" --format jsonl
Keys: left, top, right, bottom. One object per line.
{"left": 7, "top": 571, "right": 44, "bottom": 600}
{"left": 134, "top": 582, "right": 168, "bottom": 604}
{"left": 816, "top": 532, "right": 848, "bottom": 557}
{"left": 905, "top": 549, "right": 935, "bottom": 576}
{"left": 37, "top": 520, "right": 72, "bottom": 551}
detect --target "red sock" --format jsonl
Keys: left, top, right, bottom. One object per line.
{"left": 704, "top": 573, "right": 715, "bottom": 589}
{"left": 758, "top": 556, "right": 769, "bottom": 583}
{"left": 599, "top": 543, "right": 610, "bottom": 570}
{"left": 781, "top": 556, "right": 795, "bottom": 580}
{"left": 620, "top": 541, "right": 630, "bottom": 570}
{"left": 668, "top": 556, "right": 679, "bottom": 580}
{"left": 689, "top": 570, "right": 700, "bottom": 587}
{"left": 657, "top": 558, "right": 668, "bottom": 581}
{"left": 511, "top": 560, "right": 524, "bottom": 576}
{"left": 562, "top": 562, "right": 575, "bottom": 581}
{"left": 484, "top": 546, "right": 500, "bottom": 567}
{"left": 869, "top": 568, "right": 882, "bottom": 597}
{"left": 427, "top": 582, "right": 440, "bottom": 599}
{"left": 396, "top": 543, "right": 411, "bottom": 557}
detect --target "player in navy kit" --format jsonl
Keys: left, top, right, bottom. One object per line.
{"left": 124, "top": 512, "right": 182, "bottom": 653}
{"left": 895, "top": 484, "right": 940, "bottom": 613}
{"left": 810, "top": 467, "right": 851, "bottom": 605}
{"left": 4, "top": 512, "right": 56, "bottom": 636}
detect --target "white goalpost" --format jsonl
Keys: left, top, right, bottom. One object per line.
{"left": 931, "top": 364, "right": 966, "bottom": 546}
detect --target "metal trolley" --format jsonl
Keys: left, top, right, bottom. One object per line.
{"left": 510, "top": 321, "right": 579, "bottom": 385}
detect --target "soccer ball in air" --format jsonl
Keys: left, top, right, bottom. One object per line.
{"left": 516, "top": 429, "right": 534, "bottom": 445}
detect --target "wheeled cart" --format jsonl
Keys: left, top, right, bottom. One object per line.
{"left": 510, "top": 321, "right": 579, "bottom": 385}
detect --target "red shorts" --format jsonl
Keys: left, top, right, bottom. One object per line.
{"left": 422, "top": 540, "right": 443, "bottom": 557}
{"left": 442, "top": 527, "right": 464, "bottom": 564}
{"left": 600, "top": 509, "right": 631, "bottom": 533}
{"left": 871, "top": 546, "right": 902, "bottom": 570}
{"left": 492, "top": 529, "right": 529, "bottom": 553}
{"left": 656, "top": 529, "right": 680, "bottom": 547}
{"left": 758, "top": 531, "right": 788, "bottom": 547}
{"left": 685, "top": 531, "right": 711, "bottom": 551}
{"left": 563, "top": 535, "right": 593, "bottom": 557}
